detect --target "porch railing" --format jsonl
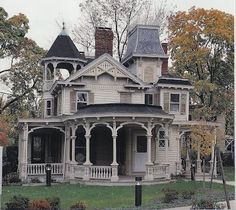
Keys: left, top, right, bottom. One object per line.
{"left": 152, "top": 164, "right": 169, "bottom": 179}
{"left": 27, "top": 163, "right": 63, "bottom": 175}
{"left": 90, "top": 166, "right": 112, "bottom": 179}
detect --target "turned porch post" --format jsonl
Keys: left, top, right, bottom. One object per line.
{"left": 84, "top": 135, "right": 92, "bottom": 165}
{"left": 22, "top": 123, "right": 28, "bottom": 180}
{"left": 111, "top": 121, "right": 119, "bottom": 182}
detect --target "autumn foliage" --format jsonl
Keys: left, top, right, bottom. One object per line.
{"left": 0, "top": 115, "right": 9, "bottom": 146}
{"left": 191, "top": 125, "right": 214, "bottom": 157}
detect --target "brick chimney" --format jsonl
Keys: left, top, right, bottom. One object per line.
{"left": 161, "top": 43, "right": 168, "bottom": 75}
{"left": 95, "top": 27, "right": 114, "bottom": 58}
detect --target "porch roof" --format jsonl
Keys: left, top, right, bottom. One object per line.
{"left": 66, "top": 103, "right": 174, "bottom": 120}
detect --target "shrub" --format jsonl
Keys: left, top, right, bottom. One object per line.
{"left": 31, "top": 177, "right": 41, "bottom": 183}
{"left": 4, "top": 172, "right": 21, "bottom": 184}
{"left": 5, "top": 195, "right": 29, "bottom": 210}
{"left": 46, "top": 197, "right": 60, "bottom": 210}
{"left": 70, "top": 200, "right": 87, "bottom": 210}
{"left": 28, "top": 199, "right": 51, "bottom": 210}
{"left": 162, "top": 188, "right": 179, "bottom": 203}
{"left": 182, "top": 190, "right": 195, "bottom": 199}
{"left": 191, "top": 198, "right": 225, "bottom": 209}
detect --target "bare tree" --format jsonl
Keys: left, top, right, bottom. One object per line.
{"left": 72, "top": 0, "right": 175, "bottom": 61}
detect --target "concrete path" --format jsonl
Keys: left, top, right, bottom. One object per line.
{"left": 194, "top": 178, "right": 235, "bottom": 186}
{"left": 162, "top": 200, "right": 236, "bottom": 210}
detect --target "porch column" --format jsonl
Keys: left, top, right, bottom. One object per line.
{"left": 83, "top": 135, "right": 92, "bottom": 181}
{"left": 196, "top": 142, "right": 202, "bottom": 174}
{"left": 111, "top": 133, "right": 119, "bottom": 182}
{"left": 71, "top": 136, "right": 76, "bottom": 163}
{"left": 145, "top": 121, "right": 154, "bottom": 181}
{"left": 164, "top": 124, "right": 169, "bottom": 164}
{"left": 53, "top": 62, "right": 57, "bottom": 81}
{"left": 22, "top": 123, "right": 28, "bottom": 180}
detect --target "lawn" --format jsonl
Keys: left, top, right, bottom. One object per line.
{"left": 2, "top": 180, "right": 235, "bottom": 210}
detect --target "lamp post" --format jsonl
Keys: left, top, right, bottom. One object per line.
{"left": 45, "top": 164, "right": 51, "bottom": 186}
{"left": 135, "top": 177, "right": 142, "bottom": 207}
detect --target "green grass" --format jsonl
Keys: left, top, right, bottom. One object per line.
{"left": 2, "top": 180, "right": 235, "bottom": 210}
{"left": 223, "top": 166, "right": 235, "bottom": 181}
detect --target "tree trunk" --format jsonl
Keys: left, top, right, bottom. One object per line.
{"left": 203, "top": 158, "right": 205, "bottom": 189}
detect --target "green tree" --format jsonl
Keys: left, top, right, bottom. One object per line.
{"left": 168, "top": 8, "right": 234, "bottom": 135}
{"left": 0, "top": 7, "right": 45, "bottom": 117}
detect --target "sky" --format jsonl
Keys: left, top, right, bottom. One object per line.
{"left": 0, "top": 0, "right": 235, "bottom": 93}
{"left": 0, "top": 0, "right": 234, "bottom": 49}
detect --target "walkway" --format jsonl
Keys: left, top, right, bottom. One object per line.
{"left": 163, "top": 200, "right": 236, "bottom": 210}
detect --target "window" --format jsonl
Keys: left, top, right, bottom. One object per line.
{"left": 145, "top": 94, "right": 153, "bottom": 105}
{"left": 158, "top": 129, "right": 166, "bottom": 148}
{"left": 170, "top": 94, "right": 180, "bottom": 112}
{"left": 163, "top": 92, "right": 187, "bottom": 115}
{"left": 77, "top": 92, "right": 88, "bottom": 110}
{"left": 75, "top": 127, "right": 86, "bottom": 164}
{"left": 46, "top": 100, "right": 52, "bottom": 116}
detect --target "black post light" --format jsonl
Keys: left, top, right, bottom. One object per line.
{"left": 135, "top": 176, "right": 142, "bottom": 207}
{"left": 45, "top": 163, "right": 52, "bottom": 186}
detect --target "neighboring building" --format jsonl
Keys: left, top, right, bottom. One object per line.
{"left": 18, "top": 25, "right": 221, "bottom": 183}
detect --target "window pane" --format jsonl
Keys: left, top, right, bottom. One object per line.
{"left": 170, "top": 104, "right": 180, "bottom": 112}
{"left": 159, "top": 139, "right": 165, "bottom": 147}
{"left": 78, "top": 93, "right": 87, "bottom": 102}
{"left": 171, "top": 94, "right": 179, "bottom": 102}
{"left": 145, "top": 94, "right": 153, "bottom": 105}
{"left": 46, "top": 100, "right": 51, "bottom": 108}
{"left": 137, "top": 136, "right": 147, "bottom": 152}
{"left": 159, "top": 130, "right": 165, "bottom": 139}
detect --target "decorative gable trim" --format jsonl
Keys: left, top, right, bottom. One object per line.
{"left": 65, "top": 53, "right": 145, "bottom": 87}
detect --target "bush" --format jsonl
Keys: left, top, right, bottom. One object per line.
{"left": 182, "top": 190, "right": 195, "bottom": 199}
{"left": 5, "top": 195, "right": 29, "bottom": 210}
{"left": 28, "top": 199, "right": 51, "bottom": 210}
{"left": 31, "top": 177, "right": 41, "bottom": 183}
{"left": 162, "top": 188, "right": 179, "bottom": 203}
{"left": 191, "top": 198, "right": 225, "bottom": 209}
{"left": 70, "top": 200, "right": 87, "bottom": 210}
{"left": 46, "top": 197, "right": 60, "bottom": 210}
{"left": 4, "top": 172, "right": 21, "bottom": 184}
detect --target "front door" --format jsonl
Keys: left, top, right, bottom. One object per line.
{"left": 133, "top": 135, "right": 147, "bottom": 172}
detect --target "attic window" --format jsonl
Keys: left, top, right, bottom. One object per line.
{"left": 77, "top": 92, "right": 88, "bottom": 110}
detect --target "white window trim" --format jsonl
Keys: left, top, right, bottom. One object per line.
{"left": 169, "top": 93, "right": 180, "bottom": 114}
{"left": 76, "top": 92, "right": 88, "bottom": 110}
{"left": 145, "top": 93, "right": 154, "bottom": 105}
{"left": 45, "top": 99, "right": 52, "bottom": 117}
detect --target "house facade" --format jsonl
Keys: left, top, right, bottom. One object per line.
{"left": 18, "top": 25, "right": 220, "bottom": 183}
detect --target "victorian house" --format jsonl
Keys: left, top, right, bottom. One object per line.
{"left": 18, "top": 25, "right": 221, "bottom": 183}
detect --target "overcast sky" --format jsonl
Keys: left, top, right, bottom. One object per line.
{"left": 0, "top": 0, "right": 234, "bottom": 49}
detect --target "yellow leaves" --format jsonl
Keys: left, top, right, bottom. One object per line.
{"left": 0, "top": 115, "right": 10, "bottom": 146}
{"left": 191, "top": 125, "right": 214, "bottom": 157}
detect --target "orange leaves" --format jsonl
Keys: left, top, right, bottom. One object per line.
{"left": 191, "top": 125, "right": 214, "bottom": 157}
{"left": 0, "top": 115, "right": 10, "bottom": 146}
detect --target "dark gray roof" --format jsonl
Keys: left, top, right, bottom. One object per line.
{"left": 44, "top": 33, "right": 83, "bottom": 59}
{"left": 76, "top": 103, "right": 168, "bottom": 115}
{"left": 157, "top": 78, "right": 192, "bottom": 86}
{"left": 122, "top": 25, "right": 167, "bottom": 64}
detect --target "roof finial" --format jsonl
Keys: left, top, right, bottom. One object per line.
{"left": 60, "top": 22, "right": 68, "bottom": 36}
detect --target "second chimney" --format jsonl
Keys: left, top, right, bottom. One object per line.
{"left": 161, "top": 43, "right": 168, "bottom": 75}
{"left": 95, "top": 27, "right": 114, "bottom": 58}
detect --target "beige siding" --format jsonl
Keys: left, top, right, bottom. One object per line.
{"left": 120, "top": 92, "right": 132, "bottom": 103}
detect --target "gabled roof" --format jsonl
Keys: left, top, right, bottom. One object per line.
{"left": 122, "top": 25, "right": 168, "bottom": 64}
{"left": 65, "top": 53, "right": 147, "bottom": 87}
{"left": 43, "top": 29, "right": 84, "bottom": 59}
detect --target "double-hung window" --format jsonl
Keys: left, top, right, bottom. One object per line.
{"left": 145, "top": 94, "right": 153, "bottom": 105}
{"left": 170, "top": 94, "right": 180, "bottom": 112}
{"left": 77, "top": 92, "right": 88, "bottom": 110}
{"left": 46, "top": 100, "right": 52, "bottom": 116}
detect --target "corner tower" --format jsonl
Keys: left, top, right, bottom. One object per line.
{"left": 122, "top": 25, "right": 168, "bottom": 83}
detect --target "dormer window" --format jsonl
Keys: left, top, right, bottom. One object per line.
{"left": 145, "top": 94, "right": 153, "bottom": 105}
{"left": 77, "top": 92, "right": 88, "bottom": 110}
